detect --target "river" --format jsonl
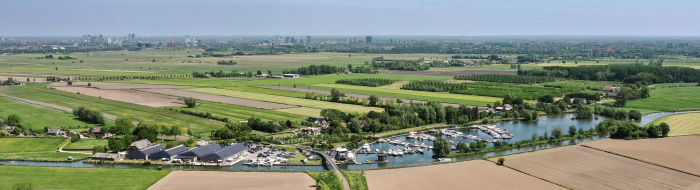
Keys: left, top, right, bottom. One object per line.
{"left": 2, "top": 111, "right": 696, "bottom": 171}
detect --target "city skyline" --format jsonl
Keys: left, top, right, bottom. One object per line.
{"left": 1, "top": 0, "right": 699, "bottom": 36}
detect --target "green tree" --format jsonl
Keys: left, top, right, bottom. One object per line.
{"left": 659, "top": 122, "right": 670, "bottom": 137}
{"left": 432, "top": 137, "right": 452, "bottom": 157}
{"left": 330, "top": 88, "right": 345, "bottom": 102}
{"left": 552, "top": 127, "right": 564, "bottom": 139}
{"left": 159, "top": 125, "right": 170, "bottom": 140}
{"left": 532, "top": 133, "right": 538, "bottom": 141}
{"left": 628, "top": 110, "right": 642, "bottom": 121}
{"left": 368, "top": 95, "right": 379, "bottom": 106}
{"left": 497, "top": 158, "right": 505, "bottom": 165}
{"left": 92, "top": 145, "right": 107, "bottom": 154}
{"left": 576, "top": 105, "right": 593, "bottom": 119}
{"left": 107, "top": 136, "right": 124, "bottom": 151}
{"left": 568, "top": 125, "right": 577, "bottom": 136}
{"left": 349, "top": 118, "right": 361, "bottom": 133}
{"left": 456, "top": 142, "right": 469, "bottom": 152}
{"left": 170, "top": 126, "right": 182, "bottom": 140}
{"left": 183, "top": 97, "right": 197, "bottom": 108}
{"left": 646, "top": 125, "right": 660, "bottom": 138}
{"left": 256, "top": 70, "right": 262, "bottom": 75}
{"left": 6, "top": 114, "right": 23, "bottom": 127}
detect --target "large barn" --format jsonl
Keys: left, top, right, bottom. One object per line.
{"left": 174, "top": 143, "right": 222, "bottom": 162}
{"left": 149, "top": 145, "right": 189, "bottom": 161}
{"left": 125, "top": 144, "right": 165, "bottom": 160}
{"left": 199, "top": 144, "right": 247, "bottom": 162}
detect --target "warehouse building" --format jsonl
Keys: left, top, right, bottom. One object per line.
{"left": 149, "top": 145, "right": 189, "bottom": 161}
{"left": 125, "top": 144, "right": 165, "bottom": 160}
{"left": 175, "top": 143, "right": 221, "bottom": 162}
{"left": 199, "top": 144, "right": 247, "bottom": 162}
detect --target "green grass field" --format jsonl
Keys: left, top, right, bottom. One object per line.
{"left": 341, "top": 170, "right": 369, "bottom": 190}
{"left": 273, "top": 107, "right": 322, "bottom": 118}
{"left": 0, "top": 138, "right": 66, "bottom": 153}
{"left": 0, "top": 86, "right": 224, "bottom": 133}
{"left": 0, "top": 165, "right": 171, "bottom": 190}
{"left": 168, "top": 101, "right": 306, "bottom": 122}
{"left": 64, "top": 139, "right": 109, "bottom": 150}
{"left": 307, "top": 171, "right": 343, "bottom": 190}
{"left": 0, "top": 97, "right": 100, "bottom": 130}
{"left": 0, "top": 152, "right": 91, "bottom": 161}
{"left": 185, "top": 88, "right": 385, "bottom": 114}
{"left": 650, "top": 113, "right": 700, "bottom": 136}
{"left": 625, "top": 85, "right": 700, "bottom": 112}
{"left": 308, "top": 83, "right": 502, "bottom": 106}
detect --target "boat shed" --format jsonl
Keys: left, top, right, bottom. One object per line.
{"left": 175, "top": 143, "right": 222, "bottom": 162}
{"left": 199, "top": 144, "right": 247, "bottom": 162}
{"left": 125, "top": 144, "right": 165, "bottom": 160}
{"left": 149, "top": 145, "right": 189, "bottom": 161}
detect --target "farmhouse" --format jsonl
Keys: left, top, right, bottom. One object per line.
{"left": 302, "top": 127, "right": 321, "bottom": 135}
{"left": 126, "top": 144, "right": 165, "bottom": 160}
{"left": 86, "top": 127, "right": 112, "bottom": 138}
{"left": 149, "top": 145, "right": 189, "bottom": 161}
{"left": 199, "top": 143, "right": 247, "bottom": 162}
{"left": 91, "top": 153, "right": 124, "bottom": 161}
{"left": 127, "top": 139, "right": 154, "bottom": 153}
{"left": 603, "top": 86, "right": 620, "bottom": 92}
{"left": 0, "top": 125, "right": 15, "bottom": 131}
{"left": 46, "top": 127, "right": 66, "bottom": 136}
{"left": 175, "top": 143, "right": 222, "bottom": 162}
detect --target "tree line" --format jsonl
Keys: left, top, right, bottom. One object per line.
{"left": 73, "top": 106, "right": 106, "bottom": 125}
{"left": 454, "top": 74, "right": 557, "bottom": 84}
{"left": 282, "top": 65, "right": 345, "bottom": 75}
{"left": 216, "top": 60, "right": 237, "bottom": 65}
{"left": 519, "top": 64, "right": 700, "bottom": 84}
{"left": 401, "top": 80, "right": 576, "bottom": 100}
{"left": 335, "top": 78, "right": 398, "bottom": 87}
{"left": 192, "top": 70, "right": 248, "bottom": 78}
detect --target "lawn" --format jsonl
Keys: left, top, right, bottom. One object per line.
{"left": 308, "top": 83, "right": 502, "bottom": 106}
{"left": 273, "top": 146, "right": 322, "bottom": 165}
{"left": 341, "top": 170, "right": 369, "bottom": 190}
{"left": 307, "top": 171, "right": 343, "bottom": 190}
{"left": 0, "top": 152, "right": 91, "bottom": 161}
{"left": 0, "top": 138, "right": 66, "bottom": 153}
{"left": 64, "top": 139, "right": 109, "bottom": 150}
{"left": 625, "top": 85, "right": 700, "bottom": 112}
{"left": 185, "top": 88, "right": 385, "bottom": 114}
{"left": 0, "top": 86, "right": 224, "bottom": 133}
{"left": 273, "top": 107, "right": 322, "bottom": 118}
{"left": 0, "top": 165, "right": 171, "bottom": 190}
{"left": 0, "top": 97, "right": 100, "bottom": 130}
{"left": 650, "top": 112, "right": 700, "bottom": 136}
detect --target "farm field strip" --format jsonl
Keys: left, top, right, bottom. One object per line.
{"left": 184, "top": 88, "right": 385, "bottom": 113}
{"left": 257, "top": 85, "right": 463, "bottom": 107}
{"left": 273, "top": 107, "right": 323, "bottom": 118}
{"left": 64, "top": 139, "right": 109, "bottom": 150}
{"left": 626, "top": 86, "right": 700, "bottom": 112}
{"left": 174, "top": 102, "right": 306, "bottom": 122}
{"left": 53, "top": 87, "right": 184, "bottom": 107}
{"left": 46, "top": 82, "right": 197, "bottom": 90}
{"left": 650, "top": 113, "right": 700, "bottom": 136}
{"left": 0, "top": 96, "right": 102, "bottom": 130}
{"left": 0, "top": 138, "right": 66, "bottom": 153}
{"left": 147, "top": 171, "right": 315, "bottom": 190}
{"left": 364, "top": 160, "right": 565, "bottom": 190}
{"left": 0, "top": 165, "right": 171, "bottom": 190}
{"left": 309, "top": 83, "right": 502, "bottom": 106}
{"left": 490, "top": 145, "right": 700, "bottom": 190}
{"left": 139, "top": 88, "right": 295, "bottom": 109}
{"left": 0, "top": 86, "right": 223, "bottom": 132}
{"left": 582, "top": 136, "right": 700, "bottom": 175}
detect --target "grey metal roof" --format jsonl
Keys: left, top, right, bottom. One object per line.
{"left": 129, "top": 139, "right": 153, "bottom": 150}
{"left": 163, "top": 145, "right": 189, "bottom": 156}
{"left": 92, "top": 153, "right": 121, "bottom": 159}
{"left": 200, "top": 144, "right": 246, "bottom": 162}
{"left": 178, "top": 143, "right": 221, "bottom": 157}
{"left": 139, "top": 144, "right": 165, "bottom": 155}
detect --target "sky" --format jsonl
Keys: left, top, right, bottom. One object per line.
{"left": 1, "top": 0, "right": 698, "bottom": 36}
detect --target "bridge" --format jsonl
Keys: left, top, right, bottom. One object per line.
{"left": 299, "top": 147, "right": 350, "bottom": 190}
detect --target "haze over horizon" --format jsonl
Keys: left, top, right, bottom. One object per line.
{"left": 1, "top": 0, "right": 699, "bottom": 37}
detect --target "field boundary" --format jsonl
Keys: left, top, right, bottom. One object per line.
{"left": 484, "top": 159, "right": 573, "bottom": 190}
{"left": 580, "top": 144, "right": 700, "bottom": 177}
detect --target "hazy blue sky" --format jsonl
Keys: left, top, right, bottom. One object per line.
{"left": 1, "top": 0, "right": 698, "bottom": 36}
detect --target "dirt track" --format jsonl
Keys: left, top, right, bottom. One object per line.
{"left": 0, "top": 76, "right": 47, "bottom": 82}
{"left": 365, "top": 160, "right": 564, "bottom": 190}
{"left": 381, "top": 69, "right": 517, "bottom": 76}
{"left": 490, "top": 145, "right": 700, "bottom": 190}
{"left": 53, "top": 87, "right": 184, "bottom": 107}
{"left": 139, "top": 88, "right": 296, "bottom": 109}
{"left": 582, "top": 136, "right": 700, "bottom": 175}
{"left": 148, "top": 171, "right": 316, "bottom": 190}
{"left": 256, "top": 86, "right": 465, "bottom": 108}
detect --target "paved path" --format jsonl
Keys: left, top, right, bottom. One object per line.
{"left": 0, "top": 93, "right": 117, "bottom": 120}
{"left": 299, "top": 148, "right": 350, "bottom": 190}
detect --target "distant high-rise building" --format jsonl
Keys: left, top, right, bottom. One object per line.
{"left": 107, "top": 37, "right": 112, "bottom": 44}
{"left": 306, "top": 36, "right": 311, "bottom": 44}
{"left": 354, "top": 37, "right": 359, "bottom": 42}
{"left": 366, "top": 36, "right": 372, "bottom": 44}
{"left": 390, "top": 39, "right": 393, "bottom": 43}
{"left": 128, "top": 34, "right": 136, "bottom": 43}
{"left": 185, "top": 35, "right": 191, "bottom": 43}
{"left": 99, "top": 35, "right": 103, "bottom": 42}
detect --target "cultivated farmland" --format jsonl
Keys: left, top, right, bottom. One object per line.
{"left": 0, "top": 165, "right": 171, "bottom": 190}
{"left": 257, "top": 86, "right": 463, "bottom": 107}
{"left": 140, "top": 88, "right": 295, "bottom": 109}
{"left": 53, "top": 87, "right": 184, "bottom": 107}
{"left": 650, "top": 113, "right": 700, "bottom": 136}
{"left": 185, "top": 88, "right": 385, "bottom": 113}
{"left": 582, "top": 136, "right": 700, "bottom": 175}
{"left": 0, "top": 138, "right": 65, "bottom": 153}
{"left": 490, "top": 145, "right": 700, "bottom": 190}
{"left": 147, "top": 171, "right": 315, "bottom": 190}
{"left": 309, "top": 83, "right": 502, "bottom": 106}
{"left": 364, "top": 160, "right": 564, "bottom": 190}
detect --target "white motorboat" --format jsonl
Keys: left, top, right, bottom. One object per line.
{"left": 362, "top": 143, "right": 371, "bottom": 149}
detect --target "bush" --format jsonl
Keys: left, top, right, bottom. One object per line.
{"left": 183, "top": 97, "right": 196, "bottom": 108}
{"left": 628, "top": 110, "right": 642, "bottom": 121}
{"left": 497, "top": 158, "right": 505, "bottom": 165}
{"left": 72, "top": 106, "right": 106, "bottom": 125}
{"left": 12, "top": 182, "right": 35, "bottom": 190}
{"left": 142, "top": 161, "right": 152, "bottom": 165}
{"left": 551, "top": 127, "right": 564, "bottom": 139}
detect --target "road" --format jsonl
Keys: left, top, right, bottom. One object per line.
{"left": 299, "top": 148, "right": 350, "bottom": 190}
